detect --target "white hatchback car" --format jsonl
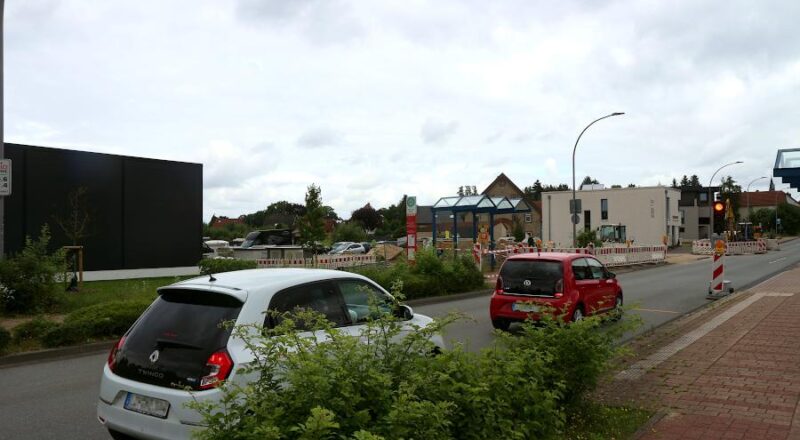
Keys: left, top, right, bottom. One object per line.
{"left": 97, "top": 268, "right": 444, "bottom": 440}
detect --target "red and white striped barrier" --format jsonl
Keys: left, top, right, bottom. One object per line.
{"left": 479, "top": 244, "right": 667, "bottom": 267}
{"left": 693, "top": 239, "right": 768, "bottom": 255}
{"left": 255, "top": 254, "right": 378, "bottom": 269}
{"left": 710, "top": 252, "right": 724, "bottom": 292}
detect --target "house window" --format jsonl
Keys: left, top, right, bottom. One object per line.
{"left": 699, "top": 193, "right": 708, "bottom": 202}
{"left": 524, "top": 213, "right": 532, "bottom": 223}
{"left": 600, "top": 199, "right": 608, "bottom": 220}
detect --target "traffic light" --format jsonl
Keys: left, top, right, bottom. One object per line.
{"left": 712, "top": 201, "right": 725, "bottom": 234}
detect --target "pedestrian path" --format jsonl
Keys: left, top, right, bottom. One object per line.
{"left": 599, "top": 266, "right": 800, "bottom": 439}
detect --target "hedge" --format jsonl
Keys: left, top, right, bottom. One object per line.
{"left": 41, "top": 300, "right": 151, "bottom": 347}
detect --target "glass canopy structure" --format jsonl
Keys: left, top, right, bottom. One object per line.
{"left": 430, "top": 194, "right": 532, "bottom": 256}
{"left": 774, "top": 148, "right": 800, "bottom": 190}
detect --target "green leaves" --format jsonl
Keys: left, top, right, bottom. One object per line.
{"left": 191, "top": 304, "right": 640, "bottom": 440}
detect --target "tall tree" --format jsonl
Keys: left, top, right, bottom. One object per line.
{"left": 350, "top": 203, "right": 382, "bottom": 232}
{"left": 671, "top": 178, "right": 678, "bottom": 188}
{"left": 689, "top": 175, "right": 701, "bottom": 189}
{"left": 769, "top": 178, "right": 775, "bottom": 191}
{"left": 297, "top": 184, "right": 326, "bottom": 256}
{"left": 581, "top": 176, "right": 600, "bottom": 187}
{"left": 679, "top": 175, "right": 690, "bottom": 188}
{"left": 718, "top": 176, "right": 742, "bottom": 233}
{"left": 375, "top": 196, "right": 406, "bottom": 240}
{"left": 524, "top": 180, "right": 544, "bottom": 201}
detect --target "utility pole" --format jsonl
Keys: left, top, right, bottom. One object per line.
{"left": 0, "top": 0, "right": 6, "bottom": 259}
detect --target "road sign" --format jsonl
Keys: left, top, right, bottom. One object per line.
{"left": 571, "top": 214, "right": 580, "bottom": 224}
{"left": 569, "top": 199, "right": 581, "bottom": 214}
{"left": 714, "top": 239, "right": 726, "bottom": 256}
{"left": 406, "top": 196, "right": 417, "bottom": 262}
{"left": 406, "top": 196, "right": 417, "bottom": 215}
{"left": 0, "top": 159, "right": 11, "bottom": 196}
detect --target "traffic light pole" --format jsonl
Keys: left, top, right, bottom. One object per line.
{"left": 707, "top": 161, "right": 743, "bottom": 240}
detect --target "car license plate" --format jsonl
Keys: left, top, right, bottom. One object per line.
{"left": 124, "top": 392, "right": 170, "bottom": 419}
{"left": 513, "top": 302, "right": 539, "bottom": 313}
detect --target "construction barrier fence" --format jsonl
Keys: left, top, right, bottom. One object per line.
{"left": 691, "top": 239, "right": 767, "bottom": 255}
{"left": 473, "top": 243, "right": 668, "bottom": 267}
{"left": 255, "top": 254, "right": 378, "bottom": 269}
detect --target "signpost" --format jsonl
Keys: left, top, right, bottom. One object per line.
{"left": 0, "top": 159, "right": 10, "bottom": 196}
{"left": 406, "top": 196, "right": 417, "bottom": 262}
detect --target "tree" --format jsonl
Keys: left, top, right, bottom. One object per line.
{"left": 610, "top": 184, "right": 622, "bottom": 189}
{"left": 53, "top": 186, "right": 91, "bottom": 245}
{"left": 627, "top": 183, "right": 636, "bottom": 188}
{"left": 523, "top": 180, "right": 545, "bottom": 201}
{"left": 350, "top": 203, "right": 382, "bottom": 232}
{"left": 331, "top": 221, "right": 367, "bottom": 243}
{"left": 375, "top": 196, "right": 406, "bottom": 240}
{"left": 297, "top": 184, "right": 326, "bottom": 255}
{"left": 457, "top": 186, "right": 464, "bottom": 196}
{"left": 689, "top": 175, "right": 701, "bottom": 189}
{"left": 769, "top": 179, "right": 775, "bottom": 191}
{"left": 671, "top": 178, "right": 678, "bottom": 188}
{"left": 679, "top": 175, "right": 690, "bottom": 188}
{"left": 718, "top": 175, "right": 742, "bottom": 232}
{"left": 581, "top": 176, "right": 599, "bottom": 188}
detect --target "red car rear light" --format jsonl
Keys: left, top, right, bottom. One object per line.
{"left": 199, "top": 349, "right": 234, "bottom": 390}
{"left": 107, "top": 336, "right": 126, "bottom": 372}
{"left": 553, "top": 279, "right": 564, "bottom": 298}
{"left": 494, "top": 276, "right": 503, "bottom": 295}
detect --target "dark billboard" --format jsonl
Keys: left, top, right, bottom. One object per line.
{"left": 4, "top": 144, "right": 202, "bottom": 270}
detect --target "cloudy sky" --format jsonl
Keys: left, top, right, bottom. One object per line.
{"left": 7, "top": 0, "right": 797, "bottom": 220}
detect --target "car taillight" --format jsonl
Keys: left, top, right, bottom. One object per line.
{"left": 107, "top": 336, "right": 126, "bottom": 372}
{"left": 494, "top": 276, "right": 503, "bottom": 295}
{"left": 553, "top": 279, "right": 564, "bottom": 298}
{"left": 199, "top": 350, "right": 233, "bottom": 390}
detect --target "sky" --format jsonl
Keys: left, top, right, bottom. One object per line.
{"left": 7, "top": 0, "right": 798, "bottom": 221}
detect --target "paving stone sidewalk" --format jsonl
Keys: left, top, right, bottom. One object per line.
{"left": 598, "top": 266, "right": 800, "bottom": 439}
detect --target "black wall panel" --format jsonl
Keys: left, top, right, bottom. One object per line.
{"left": 3, "top": 144, "right": 202, "bottom": 271}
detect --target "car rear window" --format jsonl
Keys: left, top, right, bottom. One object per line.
{"left": 113, "top": 289, "right": 243, "bottom": 390}
{"left": 500, "top": 259, "right": 563, "bottom": 296}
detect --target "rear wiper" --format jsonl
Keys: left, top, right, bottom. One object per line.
{"left": 155, "top": 338, "right": 203, "bottom": 350}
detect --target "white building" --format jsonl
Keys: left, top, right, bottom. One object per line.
{"left": 542, "top": 186, "right": 681, "bottom": 247}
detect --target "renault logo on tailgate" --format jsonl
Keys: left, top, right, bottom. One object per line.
{"left": 523, "top": 280, "right": 532, "bottom": 287}
{"left": 149, "top": 349, "right": 160, "bottom": 364}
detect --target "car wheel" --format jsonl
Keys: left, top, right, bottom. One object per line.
{"left": 611, "top": 294, "right": 624, "bottom": 321}
{"left": 108, "top": 429, "right": 136, "bottom": 440}
{"left": 571, "top": 306, "right": 584, "bottom": 323}
{"left": 492, "top": 318, "right": 510, "bottom": 331}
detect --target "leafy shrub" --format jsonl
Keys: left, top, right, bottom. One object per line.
{"left": 577, "top": 229, "right": 602, "bottom": 248}
{"left": 332, "top": 221, "right": 367, "bottom": 243}
{"left": 352, "top": 248, "right": 483, "bottom": 299}
{"left": 199, "top": 258, "right": 258, "bottom": 275}
{"left": 0, "top": 327, "right": 9, "bottom": 354}
{"left": 41, "top": 300, "right": 150, "bottom": 347}
{"left": 0, "top": 225, "right": 66, "bottom": 314}
{"left": 12, "top": 316, "right": 60, "bottom": 342}
{"left": 191, "top": 299, "right": 638, "bottom": 440}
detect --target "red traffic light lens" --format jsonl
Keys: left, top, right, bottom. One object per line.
{"left": 713, "top": 202, "right": 725, "bottom": 212}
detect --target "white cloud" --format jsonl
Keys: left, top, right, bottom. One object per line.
{"left": 6, "top": 0, "right": 800, "bottom": 220}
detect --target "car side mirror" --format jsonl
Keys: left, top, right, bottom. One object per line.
{"left": 394, "top": 304, "right": 414, "bottom": 320}
{"left": 606, "top": 272, "right": 616, "bottom": 279}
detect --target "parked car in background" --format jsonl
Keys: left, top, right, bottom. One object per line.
{"left": 97, "top": 268, "right": 444, "bottom": 440}
{"left": 230, "top": 238, "right": 245, "bottom": 247}
{"left": 329, "top": 242, "right": 366, "bottom": 255}
{"left": 489, "top": 253, "right": 623, "bottom": 330}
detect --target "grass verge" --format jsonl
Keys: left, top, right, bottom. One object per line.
{"left": 59, "top": 275, "right": 192, "bottom": 313}
{"left": 565, "top": 402, "right": 653, "bottom": 440}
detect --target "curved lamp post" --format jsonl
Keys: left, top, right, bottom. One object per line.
{"left": 745, "top": 176, "right": 768, "bottom": 239}
{"left": 571, "top": 112, "right": 624, "bottom": 247}
{"left": 707, "top": 161, "right": 743, "bottom": 240}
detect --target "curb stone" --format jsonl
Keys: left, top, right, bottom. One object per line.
{"left": 0, "top": 339, "right": 116, "bottom": 369}
{"left": 631, "top": 410, "right": 669, "bottom": 440}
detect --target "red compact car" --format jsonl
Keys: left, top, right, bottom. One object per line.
{"left": 489, "top": 253, "right": 623, "bottom": 330}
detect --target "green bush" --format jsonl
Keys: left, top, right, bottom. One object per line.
{"left": 12, "top": 316, "right": 60, "bottom": 342}
{"left": 198, "top": 258, "right": 258, "bottom": 275}
{"left": 0, "top": 327, "right": 9, "bottom": 354}
{"left": 576, "top": 230, "right": 602, "bottom": 248}
{"left": 41, "top": 300, "right": 151, "bottom": 347}
{"left": 332, "top": 221, "right": 367, "bottom": 243}
{"left": 191, "top": 298, "right": 639, "bottom": 439}
{"left": 0, "top": 225, "right": 66, "bottom": 314}
{"left": 352, "top": 248, "right": 483, "bottom": 299}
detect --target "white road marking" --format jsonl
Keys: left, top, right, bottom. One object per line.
{"left": 616, "top": 292, "right": 794, "bottom": 381}
{"left": 769, "top": 257, "right": 787, "bottom": 264}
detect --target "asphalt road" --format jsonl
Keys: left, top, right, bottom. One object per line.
{"left": 1, "top": 241, "right": 798, "bottom": 440}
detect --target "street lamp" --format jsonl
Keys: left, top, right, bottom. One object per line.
{"left": 745, "top": 176, "right": 768, "bottom": 240}
{"left": 571, "top": 112, "right": 625, "bottom": 247}
{"left": 707, "top": 161, "right": 743, "bottom": 240}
